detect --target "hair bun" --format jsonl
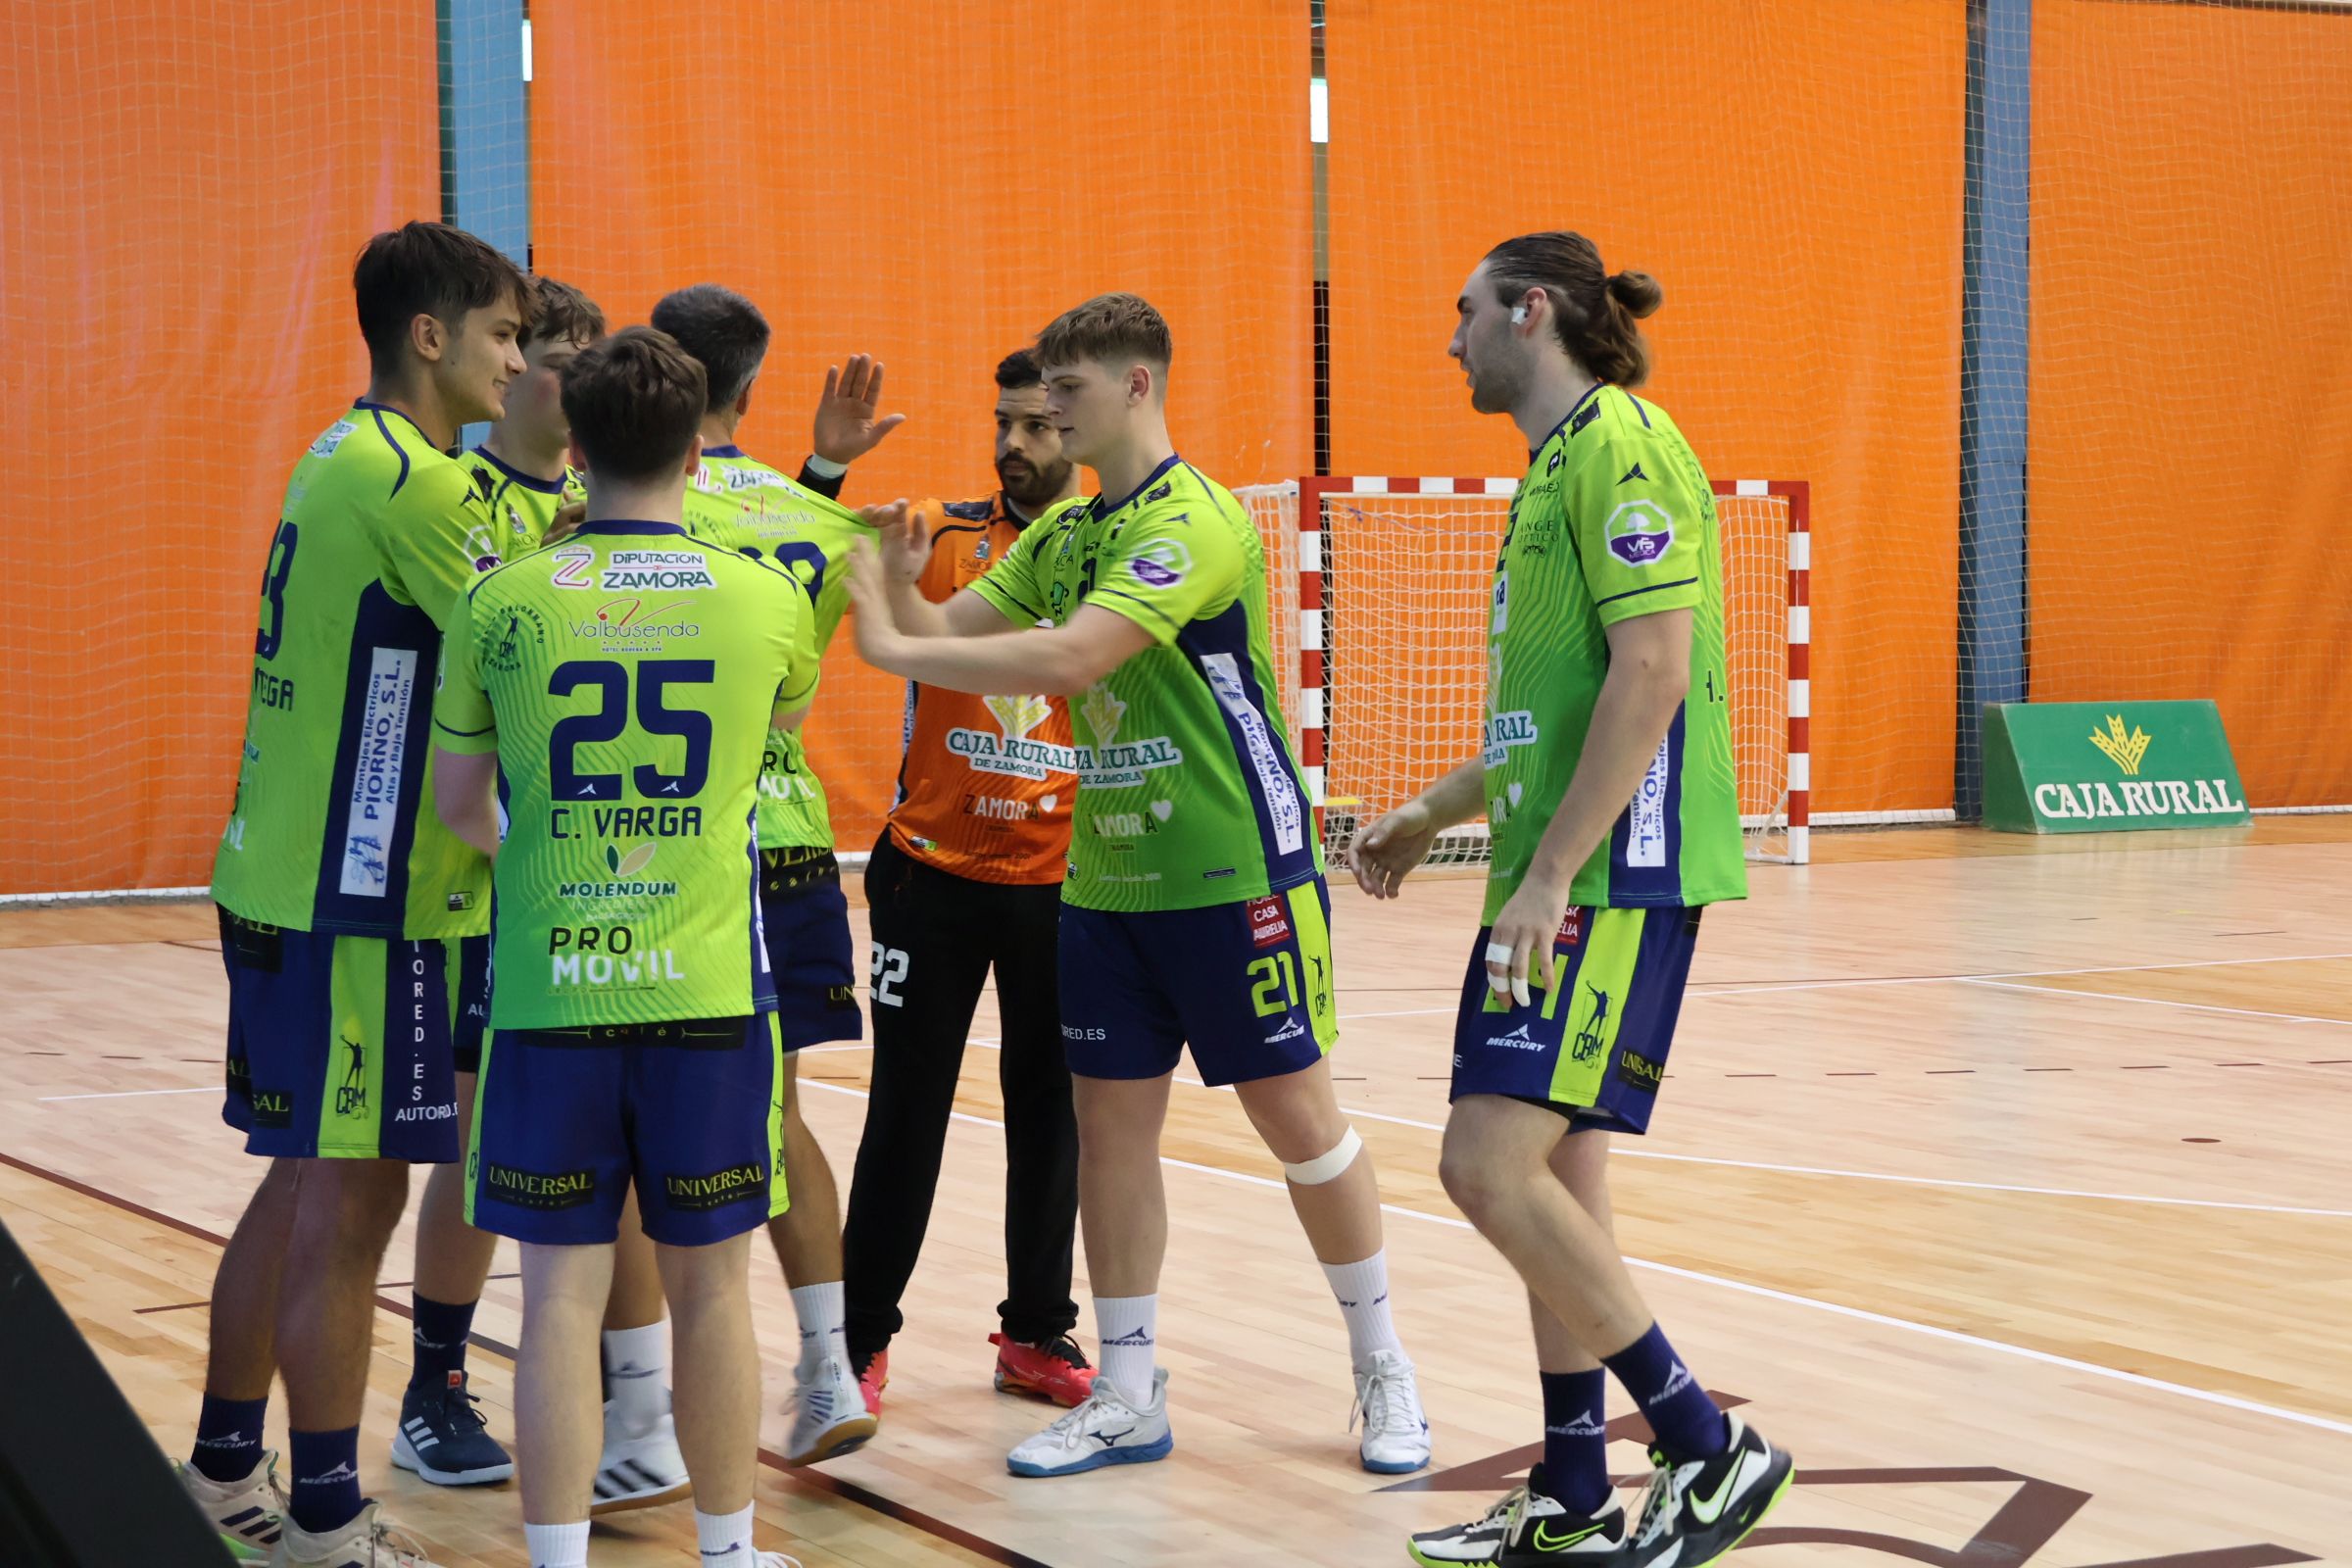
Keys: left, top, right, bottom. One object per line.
{"left": 1606, "top": 270, "right": 1663, "bottom": 319}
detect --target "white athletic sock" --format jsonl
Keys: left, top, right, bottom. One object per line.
{"left": 1093, "top": 1294, "right": 1158, "bottom": 1405}
{"left": 602, "top": 1320, "right": 669, "bottom": 1436}
{"left": 790, "top": 1281, "right": 847, "bottom": 1375}
{"left": 1322, "top": 1250, "right": 1404, "bottom": 1363}
{"left": 523, "top": 1519, "right": 589, "bottom": 1568}
{"left": 694, "top": 1503, "right": 757, "bottom": 1568}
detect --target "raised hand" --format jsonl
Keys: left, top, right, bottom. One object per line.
{"left": 812, "top": 354, "right": 908, "bottom": 466}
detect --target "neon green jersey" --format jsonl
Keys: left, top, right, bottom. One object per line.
{"left": 458, "top": 445, "right": 583, "bottom": 564}
{"left": 212, "top": 401, "right": 495, "bottom": 938}
{"left": 680, "top": 446, "right": 875, "bottom": 851}
{"left": 1483, "top": 383, "right": 1747, "bottom": 920}
{"left": 970, "top": 457, "right": 1319, "bottom": 912}
{"left": 432, "top": 519, "right": 818, "bottom": 1028}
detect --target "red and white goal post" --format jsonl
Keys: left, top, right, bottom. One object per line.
{"left": 1239, "top": 476, "right": 1811, "bottom": 868}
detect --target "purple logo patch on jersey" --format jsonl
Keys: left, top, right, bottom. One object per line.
{"left": 1125, "top": 539, "right": 1194, "bottom": 590}
{"left": 1603, "top": 500, "right": 1675, "bottom": 567}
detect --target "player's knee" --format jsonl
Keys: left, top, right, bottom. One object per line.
{"left": 1438, "top": 1140, "right": 1511, "bottom": 1224}
{"left": 1280, "top": 1125, "right": 1363, "bottom": 1187}
{"left": 333, "top": 1160, "right": 413, "bottom": 1241}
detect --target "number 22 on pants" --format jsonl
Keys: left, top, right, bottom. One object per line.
{"left": 870, "top": 943, "right": 908, "bottom": 1007}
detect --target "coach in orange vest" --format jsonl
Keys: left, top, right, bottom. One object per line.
{"left": 839, "top": 351, "right": 1096, "bottom": 1417}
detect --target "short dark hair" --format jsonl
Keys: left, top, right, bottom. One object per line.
{"left": 1481, "top": 231, "right": 1662, "bottom": 387}
{"left": 994, "top": 350, "right": 1045, "bottom": 390}
{"left": 1035, "top": 293, "right": 1172, "bottom": 375}
{"left": 559, "top": 326, "right": 708, "bottom": 484}
{"left": 520, "top": 276, "right": 607, "bottom": 351}
{"left": 352, "top": 221, "right": 533, "bottom": 377}
{"left": 648, "top": 283, "right": 771, "bottom": 411}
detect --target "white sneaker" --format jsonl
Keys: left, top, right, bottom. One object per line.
{"left": 1005, "top": 1366, "right": 1173, "bottom": 1477}
{"left": 783, "top": 1354, "right": 879, "bottom": 1465}
{"left": 1409, "top": 1482, "right": 1631, "bottom": 1566}
{"left": 267, "top": 1500, "right": 441, "bottom": 1566}
{"left": 175, "top": 1452, "right": 284, "bottom": 1562}
{"left": 1352, "top": 1348, "right": 1432, "bottom": 1474}
{"left": 590, "top": 1399, "right": 693, "bottom": 1514}
{"left": 756, "top": 1554, "right": 806, "bottom": 1568}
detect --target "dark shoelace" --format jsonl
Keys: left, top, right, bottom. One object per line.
{"left": 439, "top": 1379, "right": 492, "bottom": 1435}
{"left": 1039, "top": 1334, "right": 1093, "bottom": 1371}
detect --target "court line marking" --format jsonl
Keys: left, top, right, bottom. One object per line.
{"left": 38, "top": 1085, "right": 217, "bottom": 1102}
{"left": 1955, "top": 978, "right": 2347, "bottom": 1027}
{"left": 0, "top": 1149, "right": 1056, "bottom": 1568}
{"left": 37, "top": 1062, "right": 2339, "bottom": 1217}
{"left": 1159, "top": 1078, "right": 2352, "bottom": 1217}
{"left": 798, "top": 1076, "right": 2352, "bottom": 1438}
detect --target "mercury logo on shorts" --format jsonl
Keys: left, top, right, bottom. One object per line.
{"left": 1486, "top": 1023, "right": 1544, "bottom": 1052}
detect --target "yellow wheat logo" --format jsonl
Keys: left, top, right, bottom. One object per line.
{"left": 2088, "top": 714, "right": 2152, "bottom": 776}
{"left": 984, "top": 693, "right": 1054, "bottom": 740}
{"left": 1080, "top": 683, "right": 1127, "bottom": 745}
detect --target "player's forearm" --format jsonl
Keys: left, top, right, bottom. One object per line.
{"left": 431, "top": 750, "right": 503, "bottom": 859}
{"left": 866, "top": 624, "right": 1097, "bottom": 697}
{"left": 1520, "top": 663, "right": 1686, "bottom": 894}
{"left": 1411, "top": 756, "right": 1490, "bottom": 831}
{"left": 884, "top": 572, "right": 951, "bottom": 639}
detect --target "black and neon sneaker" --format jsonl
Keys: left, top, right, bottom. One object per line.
{"left": 1406, "top": 1467, "right": 1628, "bottom": 1568}
{"left": 389, "top": 1371, "right": 514, "bottom": 1486}
{"left": 1625, "top": 1412, "right": 1792, "bottom": 1568}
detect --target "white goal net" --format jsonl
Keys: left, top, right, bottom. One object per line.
{"left": 1243, "top": 477, "right": 1809, "bottom": 870}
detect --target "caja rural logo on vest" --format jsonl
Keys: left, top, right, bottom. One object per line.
{"left": 2032, "top": 713, "right": 2247, "bottom": 822}
{"left": 948, "top": 692, "right": 1078, "bottom": 781}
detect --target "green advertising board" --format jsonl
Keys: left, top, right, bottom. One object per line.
{"left": 1984, "top": 701, "right": 2250, "bottom": 834}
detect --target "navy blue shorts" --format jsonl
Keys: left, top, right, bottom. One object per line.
{"left": 1450, "top": 906, "right": 1701, "bottom": 1135}
{"left": 1058, "top": 880, "right": 1338, "bottom": 1088}
{"left": 466, "top": 1013, "right": 788, "bottom": 1247}
{"left": 217, "top": 906, "right": 477, "bottom": 1162}
{"left": 760, "top": 849, "right": 862, "bottom": 1051}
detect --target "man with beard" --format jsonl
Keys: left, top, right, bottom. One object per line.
{"left": 837, "top": 351, "right": 1093, "bottom": 1418}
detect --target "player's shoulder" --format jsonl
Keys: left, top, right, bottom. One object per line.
{"left": 1571, "top": 385, "right": 1680, "bottom": 455}
{"left": 939, "top": 497, "right": 997, "bottom": 523}
{"left": 1041, "top": 495, "right": 1092, "bottom": 529}
{"left": 463, "top": 538, "right": 557, "bottom": 603}
{"left": 301, "top": 403, "right": 416, "bottom": 498}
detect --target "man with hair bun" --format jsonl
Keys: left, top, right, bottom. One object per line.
{"left": 1354, "top": 232, "right": 1792, "bottom": 1568}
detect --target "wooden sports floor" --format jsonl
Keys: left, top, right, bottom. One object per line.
{"left": 6, "top": 820, "right": 2350, "bottom": 1567}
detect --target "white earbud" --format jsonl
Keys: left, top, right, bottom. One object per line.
{"left": 1510, "top": 305, "right": 1528, "bottom": 323}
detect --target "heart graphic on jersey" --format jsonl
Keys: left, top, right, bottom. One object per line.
{"left": 1150, "top": 800, "right": 1173, "bottom": 822}
{"left": 1040, "top": 794, "right": 1057, "bottom": 813}
{"left": 1507, "top": 782, "right": 1524, "bottom": 808}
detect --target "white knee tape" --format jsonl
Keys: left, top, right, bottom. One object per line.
{"left": 1282, "top": 1126, "right": 1363, "bottom": 1187}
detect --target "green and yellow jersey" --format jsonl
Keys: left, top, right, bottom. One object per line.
{"left": 212, "top": 401, "right": 496, "bottom": 938}
{"left": 680, "top": 446, "right": 876, "bottom": 853}
{"left": 458, "top": 444, "right": 583, "bottom": 564}
{"left": 970, "top": 457, "right": 1318, "bottom": 912}
{"left": 1484, "top": 382, "right": 1747, "bottom": 919}
{"left": 432, "top": 519, "right": 817, "bottom": 1028}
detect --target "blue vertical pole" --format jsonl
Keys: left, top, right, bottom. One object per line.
{"left": 439, "top": 0, "right": 530, "bottom": 448}
{"left": 1956, "top": 0, "right": 2032, "bottom": 819}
